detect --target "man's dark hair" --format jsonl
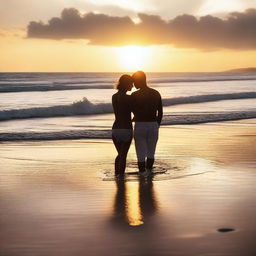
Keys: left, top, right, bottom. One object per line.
{"left": 132, "top": 71, "right": 147, "bottom": 88}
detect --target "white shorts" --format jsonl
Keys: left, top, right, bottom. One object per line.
{"left": 112, "top": 129, "right": 133, "bottom": 143}
{"left": 134, "top": 122, "right": 159, "bottom": 162}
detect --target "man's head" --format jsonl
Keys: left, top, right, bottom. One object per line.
{"left": 132, "top": 71, "right": 147, "bottom": 89}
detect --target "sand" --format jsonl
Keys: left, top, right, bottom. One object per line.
{"left": 0, "top": 119, "right": 256, "bottom": 256}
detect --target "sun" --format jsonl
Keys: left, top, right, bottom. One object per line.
{"left": 117, "top": 46, "right": 151, "bottom": 71}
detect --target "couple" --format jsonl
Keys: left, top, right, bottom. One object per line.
{"left": 112, "top": 71, "right": 163, "bottom": 176}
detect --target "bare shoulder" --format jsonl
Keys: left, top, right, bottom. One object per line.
{"left": 113, "top": 92, "right": 131, "bottom": 101}
{"left": 112, "top": 92, "right": 118, "bottom": 98}
{"left": 112, "top": 92, "right": 118, "bottom": 102}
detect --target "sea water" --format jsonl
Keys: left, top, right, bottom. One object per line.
{"left": 0, "top": 72, "right": 255, "bottom": 140}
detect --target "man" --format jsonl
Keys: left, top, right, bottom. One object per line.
{"left": 131, "top": 71, "right": 163, "bottom": 173}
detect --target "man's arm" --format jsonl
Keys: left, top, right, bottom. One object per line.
{"left": 129, "top": 93, "right": 136, "bottom": 122}
{"left": 157, "top": 94, "right": 163, "bottom": 125}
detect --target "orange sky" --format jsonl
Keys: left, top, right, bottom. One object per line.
{"left": 0, "top": 0, "right": 256, "bottom": 72}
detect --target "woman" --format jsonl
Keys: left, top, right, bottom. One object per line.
{"left": 112, "top": 74, "right": 133, "bottom": 176}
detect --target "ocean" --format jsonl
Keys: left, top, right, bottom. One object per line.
{"left": 0, "top": 72, "right": 256, "bottom": 141}
{"left": 1, "top": 72, "right": 256, "bottom": 256}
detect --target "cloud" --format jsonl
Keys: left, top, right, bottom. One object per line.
{"left": 0, "top": 28, "right": 25, "bottom": 38}
{"left": 27, "top": 8, "right": 256, "bottom": 49}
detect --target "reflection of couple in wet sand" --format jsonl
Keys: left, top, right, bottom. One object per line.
{"left": 112, "top": 175, "right": 157, "bottom": 227}
{"left": 112, "top": 71, "right": 163, "bottom": 176}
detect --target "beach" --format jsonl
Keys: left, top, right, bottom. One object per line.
{"left": 1, "top": 119, "right": 255, "bottom": 256}
{"left": 2, "top": 1, "right": 256, "bottom": 255}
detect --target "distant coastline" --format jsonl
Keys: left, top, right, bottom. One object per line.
{"left": 225, "top": 67, "right": 256, "bottom": 73}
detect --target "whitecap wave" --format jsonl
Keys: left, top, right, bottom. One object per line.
{"left": 0, "top": 97, "right": 112, "bottom": 121}
{"left": 0, "top": 92, "right": 255, "bottom": 121}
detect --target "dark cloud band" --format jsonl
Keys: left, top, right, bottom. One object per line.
{"left": 27, "top": 8, "right": 256, "bottom": 49}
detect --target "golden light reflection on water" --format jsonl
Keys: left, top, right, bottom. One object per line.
{"left": 112, "top": 176, "right": 157, "bottom": 227}
{"left": 126, "top": 182, "right": 144, "bottom": 226}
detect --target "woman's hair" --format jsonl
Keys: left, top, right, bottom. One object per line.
{"left": 115, "top": 74, "right": 133, "bottom": 90}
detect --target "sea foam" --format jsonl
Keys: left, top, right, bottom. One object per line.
{"left": 0, "top": 92, "right": 255, "bottom": 121}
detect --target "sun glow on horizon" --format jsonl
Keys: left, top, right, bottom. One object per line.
{"left": 117, "top": 45, "right": 152, "bottom": 71}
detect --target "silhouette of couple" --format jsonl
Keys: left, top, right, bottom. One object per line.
{"left": 112, "top": 71, "right": 163, "bottom": 176}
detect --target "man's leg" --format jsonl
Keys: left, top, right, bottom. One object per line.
{"left": 134, "top": 124, "right": 147, "bottom": 173}
{"left": 146, "top": 123, "right": 159, "bottom": 170}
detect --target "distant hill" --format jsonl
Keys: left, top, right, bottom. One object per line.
{"left": 225, "top": 67, "right": 256, "bottom": 73}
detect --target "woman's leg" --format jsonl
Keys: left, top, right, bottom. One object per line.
{"left": 112, "top": 136, "right": 122, "bottom": 175}
{"left": 112, "top": 137, "right": 132, "bottom": 175}
{"left": 117, "top": 139, "right": 132, "bottom": 175}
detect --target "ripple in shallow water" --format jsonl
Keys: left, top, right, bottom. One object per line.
{"left": 102, "top": 160, "right": 211, "bottom": 182}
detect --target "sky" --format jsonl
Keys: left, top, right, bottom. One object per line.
{"left": 0, "top": 0, "right": 256, "bottom": 72}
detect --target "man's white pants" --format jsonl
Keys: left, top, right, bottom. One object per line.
{"left": 134, "top": 122, "right": 159, "bottom": 162}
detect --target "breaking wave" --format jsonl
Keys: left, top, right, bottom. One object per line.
{"left": 0, "top": 92, "right": 255, "bottom": 121}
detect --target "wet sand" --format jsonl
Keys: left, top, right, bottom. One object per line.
{"left": 0, "top": 120, "right": 256, "bottom": 256}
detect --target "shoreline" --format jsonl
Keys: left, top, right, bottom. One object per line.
{"left": 1, "top": 117, "right": 256, "bottom": 142}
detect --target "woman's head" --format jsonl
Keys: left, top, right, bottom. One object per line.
{"left": 116, "top": 74, "right": 133, "bottom": 91}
